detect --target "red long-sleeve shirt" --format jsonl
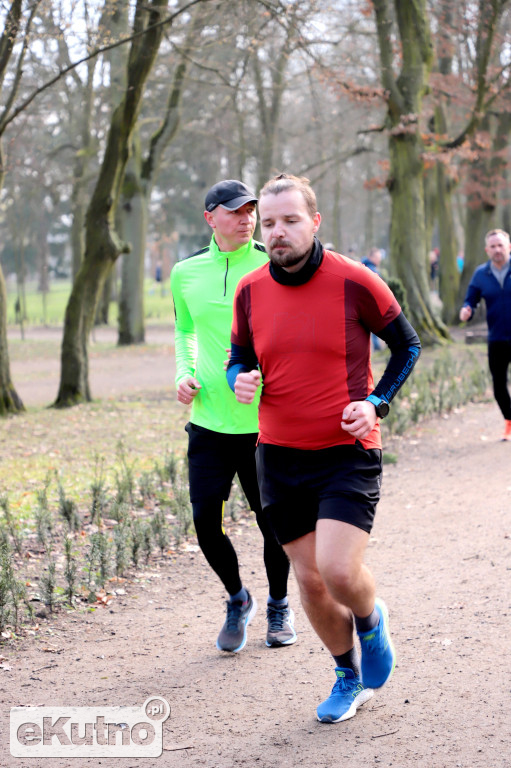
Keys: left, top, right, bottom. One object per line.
{"left": 230, "top": 245, "right": 403, "bottom": 450}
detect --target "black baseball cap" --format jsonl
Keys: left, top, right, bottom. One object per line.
{"left": 205, "top": 179, "right": 258, "bottom": 212}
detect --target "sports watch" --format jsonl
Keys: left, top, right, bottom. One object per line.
{"left": 366, "top": 394, "right": 390, "bottom": 419}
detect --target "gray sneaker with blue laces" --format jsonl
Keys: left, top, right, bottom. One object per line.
{"left": 266, "top": 604, "right": 297, "bottom": 647}
{"left": 216, "top": 591, "right": 257, "bottom": 653}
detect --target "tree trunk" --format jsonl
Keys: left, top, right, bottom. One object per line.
{"left": 434, "top": 105, "right": 459, "bottom": 324}
{"left": 116, "top": 9, "right": 199, "bottom": 346}
{"left": 253, "top": 15, "right": 298, "bottom": 192}
{"left": 387, "top": 122, "right": 449, "bottom": 343}
{"left": 332, "top": 169, "right": 342, "bottom": 252}
{"left": 0, "top": 0, "right": 26, "bottom": 413}
{"left": 70, "top": 182, "right": 87, "bottom": 281}
{"left": 459, "top": 201, "right": 492, "bottom": 307}
{"left": 364, "top": 157, "right": 374, "bottom": 252}
{"left": 459, "top": 112, "right": 511, "bottom": 302}
{"left": 436, "top": 159, "right": 459, "bottom": 324}
{"left": 0, "top": 266, "right": 24, "bottom": 414}
{"left": 423, "top": 162, "right": 437, "bottom": 256}
{"left": 430, "top": 0, "right": 459, "bottom": 324}
{"left": 388, "top": 135, "right": 447, "bottom": 338}
{"left": 95, "top": 266, "right": 114, "bottom": 325}
{"left": 55, "top": 0, "right": 168, "bottom": 407}
{"left": 118, "top": 143, "right": 147, "bottom": 345}
{"left": 373, "top": 0, "right": 449, "bottom": 344}
{"left": 69, "top": 59, "right": 96, "bottom": 282}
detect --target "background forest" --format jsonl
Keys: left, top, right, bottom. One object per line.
{"left": 1, "top": 0, "right": 511, "bottom": 413}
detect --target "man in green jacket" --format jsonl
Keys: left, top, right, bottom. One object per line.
{"left": 170, "top": 179, "right": 296, "bottom": 653}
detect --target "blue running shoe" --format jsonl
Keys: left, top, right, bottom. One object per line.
{"left": 316, "top": 668, "right": 373, "bottom": 723}
{"left": 216, "top": 591, "right": 257, "bottom": 653}
{"left": 357, "top": 598, "right": 396, "bottom": 689}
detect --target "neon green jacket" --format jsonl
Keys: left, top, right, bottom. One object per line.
{"left": 170, "top": 235, "right": 267, "bottom": 434}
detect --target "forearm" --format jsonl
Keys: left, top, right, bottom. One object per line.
{"left": 371, "top": 313, "right": 421, "bottom": 403}
{"left": 462, "top": 282, "right": 481, "bottom": 315}
{"left": 226, "top": 342, "right": 259, "bottom": 392}
{"left": 174, "top": 328, "right": 198, "bottom": 385}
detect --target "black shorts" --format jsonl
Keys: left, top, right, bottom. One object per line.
{"left": 255, "top": 442, "right": 382, "bottom": 545}
{"left": 185, "top": 422, "right": 260, "bottom": 507}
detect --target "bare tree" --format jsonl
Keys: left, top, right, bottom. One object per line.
{"left": 0, "top": 0, "right": 42, "bottom": 414}
{"left": 54, "top": 0, "right": 171, "bottom": 404}
{"left": 372, "top": 0, "right": 449, "bottom": 343}
{"left": 117, "top": 7, "right": 203, "bottom": 345}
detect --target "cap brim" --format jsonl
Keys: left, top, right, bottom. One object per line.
{"left": 219, "top": 195, "right": 258, "bottom": 211}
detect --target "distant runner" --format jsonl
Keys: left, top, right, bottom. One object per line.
{"left": 460, "top": 228, "right": 511, "bottom": 441}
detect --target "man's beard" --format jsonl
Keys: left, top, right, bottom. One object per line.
{"left": 268, "top": 240, "right": 312, "bottom": 268}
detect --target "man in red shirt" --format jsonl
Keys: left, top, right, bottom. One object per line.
{"left": 227, "top": 174, "right": 421, "bottom": 723}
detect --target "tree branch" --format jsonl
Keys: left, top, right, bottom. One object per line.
{"left": 0, "top": 0, "right": 22, "bottom": 84}
{"left": 0, "top": 0, "right": 41, "bottom": 130}
{"left": 142, "top": 4, "right": 204, "bottom": 183}
{"left": 372, "top": 0, "right": 406, "bottom": 115}
{"left": 1, "top": 0, "right": 215, "bottom": 133}
{"left": 441, "top": 0, "right": 508, "bottom": 148}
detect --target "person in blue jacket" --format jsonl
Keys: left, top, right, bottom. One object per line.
{"left": 460, "top": 228, "right": 511, "bottom": 441}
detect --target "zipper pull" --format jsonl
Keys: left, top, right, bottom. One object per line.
{"left": 224, "top": 257, "right": 229, "bottom": 297}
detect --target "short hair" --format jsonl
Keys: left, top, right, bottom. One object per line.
{"left": 259, "top": 173, "right": 317, "bottom": 219}
{"left": 485, "top": 228, "right": 510, "bottom": 245}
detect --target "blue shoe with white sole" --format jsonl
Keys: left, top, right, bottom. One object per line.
{"left": 357, "top": 598, "right": 396, "bottom": 689}
{"left": 317, "top": 667, "right": 373, "bottom": 723}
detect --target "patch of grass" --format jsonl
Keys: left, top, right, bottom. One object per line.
{"left": 378, "top": 346, "right": 491, "bottom": 440}
{"left": 0, "top": 332, "right": 493, "bottom": 640}
{"left": 0, "top": 543, "right": 29, "bottom": 633}
{"left": 0, "top": 402, "right": 195, "bottom": 635}
{"left": 6, "top": 279, "right": 173, "bottom": 327}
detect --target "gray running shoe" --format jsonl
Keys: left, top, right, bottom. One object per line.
{"left": 216, "top": 592, "right": 257, "bottom": 653}
{"left": 266, "top": 604, "right": 297, "bottom": 647}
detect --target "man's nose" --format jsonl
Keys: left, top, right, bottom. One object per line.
{"left": 271, "top": 222, "right": 286, "bottom": 238}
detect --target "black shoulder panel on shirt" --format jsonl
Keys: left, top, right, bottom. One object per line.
{"left": 254, "top": 242, "right": 267, "bottom": 253}
{"left": 183, "top": 246, "right": 209, "bottom": 261}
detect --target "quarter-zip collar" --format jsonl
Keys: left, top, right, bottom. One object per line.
{"left": 269, "top": 236, "right": 324, "bottom": 286}
{"left": 209, "top": 235, "right": 256, "bottom": 297}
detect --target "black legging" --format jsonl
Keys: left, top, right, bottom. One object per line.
{"left": 192, "top": 462, "right": 290, "bottom": 600}
{"left": 488, "top": 340, "right": 511, "bottom": 420}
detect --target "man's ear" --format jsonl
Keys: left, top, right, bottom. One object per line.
{"left": 313, "top": 211, "right": 321, "bottom": 234}
{"left": 204, "top": 210, "right": 215, "bottom": 229}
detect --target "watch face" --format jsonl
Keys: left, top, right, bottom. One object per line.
{"left": 377, "top": 401, "right": 389, "bottom": 418}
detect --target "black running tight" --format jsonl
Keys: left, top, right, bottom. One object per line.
{"left": 488, "top": 340, "right": 511, "bottom": 420}
{"left": 192, "top": 482, "right": 290, "bottom": 599}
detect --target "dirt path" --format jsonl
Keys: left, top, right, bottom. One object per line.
{"left": 8, "top": 325, "right": 175, "bottom": 407}
{"left": 2, "top": 325, "right": 510, "bottom": 766}
{"left": 1, "top": 392, "right": 510, "bottom": 767}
